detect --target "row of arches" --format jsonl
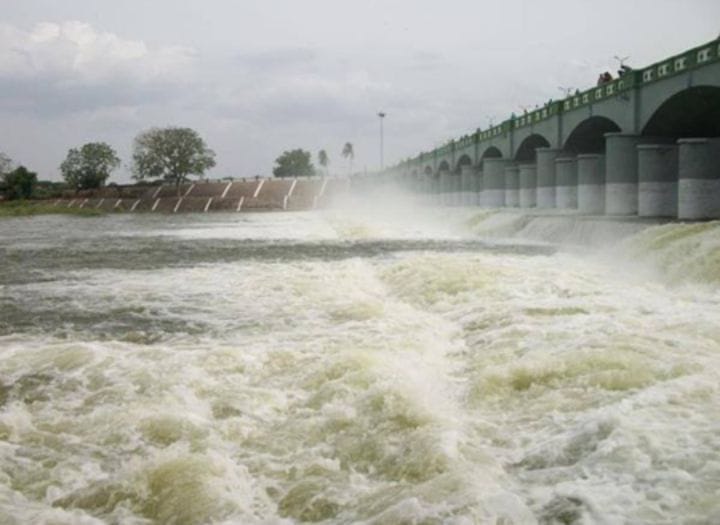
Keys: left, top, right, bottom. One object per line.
{"left": 415, "top": 85, "right": 720, "bottom": 175}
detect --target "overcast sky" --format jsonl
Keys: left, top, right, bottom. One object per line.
{"left": 1, "top": 0, "right": 719, "bottom": 182}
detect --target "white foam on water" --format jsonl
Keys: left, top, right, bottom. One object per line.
{"left": 1, "top": 207, "right": 720, "bottom": 523}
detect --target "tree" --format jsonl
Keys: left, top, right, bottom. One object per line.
{"left": 34, "top": 180, "right": 68, "bottom": 200}
{"left": 132, "top": 127, "right": 216, "bottom": 193}
{"left": 341, "top": 142, "right": 354, "bottom": 175}
{"left": 60, "top": 142, "right": 121, "bottom": 191}
{"left": 272, "top": 149, "right": 315, "bottom": 178}
{"left": 2, "top": 166, "right": 37, "bottom": 200}
{"left": 318, "top": 149, "right": 329, "bottom": 176}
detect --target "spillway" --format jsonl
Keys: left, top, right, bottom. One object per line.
{"left": 1, "top": 207, "right": 719, "bottom": 523}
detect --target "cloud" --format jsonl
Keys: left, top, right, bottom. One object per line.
{"left": 233, "top": 47, "right": 318, "bottom": 71}
{"left": 209, "top": 66, "right": 404, "bottom": 130}
{"left": 0, "top": 21, "right": 196, "bottom": 116}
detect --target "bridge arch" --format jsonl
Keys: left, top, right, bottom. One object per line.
{"left": 454, "top": 154, "right": 473, "bottom": 173}
{"left": 514, "top": 134, "right": 551, "bottom": 161}
{"left": 479, "top": 146, "right": 503, "bottom": 164}
{"left": 642, "top": 86, "right": 720, "bottom": 138}
{"left": 563, "top": 116, "right": 621, "bottom": 154}
{"left": 437, "top": 159, "right": 451, "bottom": 172}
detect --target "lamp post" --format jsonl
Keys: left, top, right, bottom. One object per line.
{"left": 378, "top": 111, "right": 386, "bottom": 171}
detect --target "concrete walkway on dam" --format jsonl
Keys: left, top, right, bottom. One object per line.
{"left": 51, "top": 177, "right": 350, "bottom": 213}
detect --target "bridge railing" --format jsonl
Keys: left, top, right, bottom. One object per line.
{"left": 639, "top": 38, "right": 720, "bottom": 86}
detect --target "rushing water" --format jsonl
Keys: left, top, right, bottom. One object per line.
{"left": 1, "top": 204, "right": 720, "bottom": 524}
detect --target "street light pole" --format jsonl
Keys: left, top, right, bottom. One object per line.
{"left": 377, "top": 111, "right": 386, "bottom": 172}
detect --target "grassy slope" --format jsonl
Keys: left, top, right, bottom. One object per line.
{"left": 0, "top": 201, "right": 105, "bottom": 218}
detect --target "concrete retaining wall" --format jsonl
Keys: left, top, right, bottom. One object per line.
{"left": 48, "top": 177, "right": 347, "bottom": 213}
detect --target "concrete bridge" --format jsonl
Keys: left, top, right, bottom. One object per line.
{"left": 388, "top": 38, "right": 720, "bottom": 219}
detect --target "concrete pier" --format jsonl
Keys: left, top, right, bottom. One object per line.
{"left": 439, "top": 170, "right": 451, "bottom": 206}
{"left": 536, "top": 148, "right": 561, "bottom": 208}
{"left": 472, "top": 170, "right": 483, "bottom": 205}
{"left": 637, "top": 144, "right": 678, "bottom": 217}
{"left": 482, "top": 159, "right": 509, "bottom": 207}
{"left": 577, "top": 154, "right": 605, "bottom": 214}
{"left": 504, "top": 165, "right": 520, "bottom": 207}
{"left": 605, "top": 133, "right": 657, "bottom": 215}
{"left": 555, "top": 157, "right": 578, "bottom": 209}
{"left": 460, "top": 166, "right": 475, "bottom": 205}
{"left": 451, "top": 174, "right": 463, "bottom": 206}
{"left": 678, "top": 138, "right": 720, "bottom": 220}
{"left": 433, "top": 172, "right": 442, "bottom": 205}
{"left": 518, "top": 164, "right": 537, "bottom": 208}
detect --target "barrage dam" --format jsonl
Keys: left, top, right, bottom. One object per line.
{"left": 385, "top": 38, "right": 720, "bottom": 220}
{"left": 49, "top": 38, "right": 720, "bottom": 219}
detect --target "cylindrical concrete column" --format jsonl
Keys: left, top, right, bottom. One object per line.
{"left": 577, "top": 154, "right": 605, "bottom": 214}
{"left": 637, "top": 144, "right": 678, "bottom": 217}
{"left": 472, "top": 169, "right": 483, "bottom": 205}
{"left": 604, "top": 133, "right": 661, "bottom": 215}
{"left": 460, "top": 166, "right": 476, "bottom": 206}
{"left": 451, "top": 174, "right": 463, "bottom": 206}
{"left": 678, "top": 138, "right": 720, "bottom": 220}
{"left": 482, "top": 159, "right": 508, "bottom": 207}
{"left": 431, "top": 174, "right": 442, "bottom": 205}
{"left": 504, "top": 165, "right": 520, "bottom": 207}
{"left": 519, "top": 164, "right": 537, "bottom": 208}
{"left": 536, "top": 148, "right": 562, "bottom": 208}
{"left": 555, "top": 157, "right": 578, "bottom": 209}
{"left": 417, "top": 175, "right": 426, "bottom": 196}
{"left": 424, "top": 176, "right": 434, "bottom": 205}
{"left": 439, "top": 170, "right": 451, "bottom": 206}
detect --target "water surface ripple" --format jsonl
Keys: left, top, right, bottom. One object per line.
{"left": 1, "top": 210, "right": 719, "bottom": 524}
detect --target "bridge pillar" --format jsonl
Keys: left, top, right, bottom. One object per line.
{"left": 555, "top": 157, "right": 578, "bottom": 209}
{"left": 536, "top": 148, "right": 562, "bottom": 208}
{"left": 422, "top": 177, "right": 430, "bottom": 204}
{"left": 637, "top": 144, "right": 678, "bottom": 218}
{"left": 415, "top": 175, "right": 424, "bottom": 196}
{"left": 577, "top": 154, "right": 605, "bottom": 214}
{"left": 482, "top": 159, "right": 509, "bottom": 207}
{"left": 518, "top": 164, "right": 537, "bottom": 208}
{"left": 604, "top": 133, "right": 659, "bottom": 215}
{"left": 460, "top": 166, "right": 477, "bottom": 205}
{"left": 451, "top": 174, "right": 463, "bottom": 206}
{"left": 504, "top": 165, "right": 520, "bottom": 207}
{"left": 439, "top": 170, "right": 451, "bottom": 206}
{"left": 472, "top": 169, "right": 483, "bottom": 206}
{"left": 428, "top": 176, "right": 438, "bottom": 205}
{"left": 678, "top": 138, "right": 720, "bottom": 220}
{"left": 422, "top": 176, "right": 432, "bottom": 205}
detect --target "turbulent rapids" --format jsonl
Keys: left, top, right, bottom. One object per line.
{"left": 1, "top": 204, "right": 720, "bottom": 524}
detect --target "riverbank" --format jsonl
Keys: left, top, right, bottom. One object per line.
{"left": 0, "top": 201, "right": 104, "bottom": 218}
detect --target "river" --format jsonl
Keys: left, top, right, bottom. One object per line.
{"left": 1, "top": 201, "right": 719, "bottom": 524}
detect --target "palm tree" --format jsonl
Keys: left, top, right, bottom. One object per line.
{"left": 341, "top": 142, "right": 354, "bottom": 176}
{"left": 318, "top": 150, "right": 329, "bottom": 176}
